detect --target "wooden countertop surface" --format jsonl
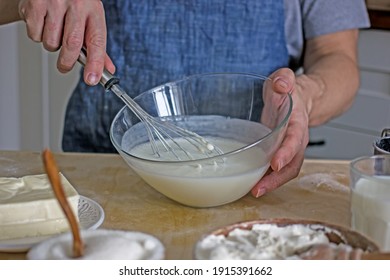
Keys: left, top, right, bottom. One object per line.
{"left": 0, "top": 150, "right": 352, "bottom": 260}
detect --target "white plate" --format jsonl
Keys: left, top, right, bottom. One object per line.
{"left": 0, "top": 196, "right": 105, "bottom": 253}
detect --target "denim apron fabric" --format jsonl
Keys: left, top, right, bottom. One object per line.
{"left": 62, "top": 0, "right": 289, "bottom": 152}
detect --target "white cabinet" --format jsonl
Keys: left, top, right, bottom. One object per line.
{"left": 305, "top": 29, "right": 390, "bottom": 159}
{"left": 0, "top": 23, "right": 20, "bottom": 150}
{"left": 0, "top": 22, "right": 80, "bottom": 152}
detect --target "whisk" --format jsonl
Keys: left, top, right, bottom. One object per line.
{"left": 78, "top": 48, "right": 222, "bottom": 160}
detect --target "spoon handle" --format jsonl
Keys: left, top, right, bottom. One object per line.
{"left": 42, "top": 149, "right": 84, "bottom": 258}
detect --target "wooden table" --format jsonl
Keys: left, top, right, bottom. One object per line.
{"left": 0, "top": 150, "right": 352, "bottom": 260}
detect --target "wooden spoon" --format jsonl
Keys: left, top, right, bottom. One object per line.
{"left": 42, "top": 148, "right": 84, "bottom": 258}
{"left": 300, "top": 244, "right": 390, "bottom": 260}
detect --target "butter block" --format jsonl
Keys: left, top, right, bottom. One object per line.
{"left": 0, "top": 173, "right": 79, "bottom": 240}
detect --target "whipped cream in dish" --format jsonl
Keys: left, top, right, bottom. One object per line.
{"left": 195, "top": 223, "right": 355, "bottom": 260}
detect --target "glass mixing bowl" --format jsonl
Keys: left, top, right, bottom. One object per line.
{"left": 110, "top": 73, "right": 292, "bottom": 207}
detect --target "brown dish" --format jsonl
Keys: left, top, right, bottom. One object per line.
{"left": 194, "top": 218, "right": 379, "bottom": 260}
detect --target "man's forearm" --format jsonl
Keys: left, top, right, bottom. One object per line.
{"left": 297, "top": 30, "right": 360, "bottom": 127}
{"left": 0, "top": 1, "right": 22, "bottom": 25}
{"left": 297, "top": 53, "right": 359, "bottom": 126}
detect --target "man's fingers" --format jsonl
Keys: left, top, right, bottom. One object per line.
{"left": 42, "top": 8, "right": 66, "bottom": 51}
{"left": 269, "top": 68, "right": 295, "bottom": 94}
{"left": 251, "top": 149, "right": 305, "bottom": 198}
{"left": 57, "top": 11, "right": 85, "bottom": 74}
{"left": 20, "top": 0, "right": 46, "bottom": 42}
{"left": 82, "top": 3, "right": 107, "bottom": 85}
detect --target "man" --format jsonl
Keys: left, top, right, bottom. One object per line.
{"left": 0, "top": 0, "right": 370, "bottom": 197}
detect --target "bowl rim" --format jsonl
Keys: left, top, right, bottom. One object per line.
{"left": 110, "top": 72, "right": 293, "bottom": 164}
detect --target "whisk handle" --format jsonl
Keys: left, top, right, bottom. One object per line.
{"left": 78, "top": 47, "right": 119, "bottom": 90}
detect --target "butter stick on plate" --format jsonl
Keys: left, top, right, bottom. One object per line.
{"left": 0, "top": 173, "right": 79, "bottom": 240}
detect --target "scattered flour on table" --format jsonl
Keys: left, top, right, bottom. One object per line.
{"left": 298, "top": 173, "right": 349, "bottom": 193}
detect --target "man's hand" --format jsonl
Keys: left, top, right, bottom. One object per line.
{"left": 251, "top": 68, "right": 310, "bottom": 197}
{"left": 18, "top": 0, "right": 115, "bottom": 85}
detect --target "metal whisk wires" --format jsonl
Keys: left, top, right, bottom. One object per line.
{"left": 110, "top": 84, "right": 223, "bottom": 160}
{"left": 78, "top": 48, "right": 222, "bottom": 160}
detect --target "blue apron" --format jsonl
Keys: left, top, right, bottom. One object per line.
{"left": 62, "top": 0, "right": 289, "bottom": 152}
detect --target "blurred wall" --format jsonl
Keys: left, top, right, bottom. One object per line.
{"left": 0, "top": 22, "right": 80, "bottom": 152}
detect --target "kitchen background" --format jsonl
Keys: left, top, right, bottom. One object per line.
{"left": 0, "top": 1, "right": 389, "bottom": 159}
